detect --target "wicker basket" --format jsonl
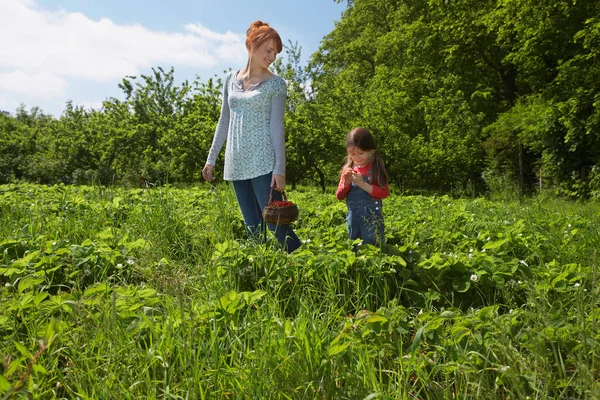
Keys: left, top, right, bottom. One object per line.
{"left": 263, "top": 189, "right": 299, "bottom": 225}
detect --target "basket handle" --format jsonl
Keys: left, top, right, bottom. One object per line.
{"left": 268, "top": 186, "right": 287, "bottom": 205}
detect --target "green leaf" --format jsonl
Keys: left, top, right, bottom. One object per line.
{"left": 327, "top": 342, "right": 351, "bottom": 357}
{"left": 32, "top": 364, "right": 48, "bottom": 374}
{"left": 34, "top": 292, "right": 48, "bottom": 306}
{"left": 95, "top": 228, "right": 114, "bottom": 241}
{"left": 551, "top": 271, "right": 570, "bottom": 288}
{"left": 241, "top": 290, "right": 267, "bottom": 305}
{"left": 112, "top": 197, "right": 122, "bottom": 208}
{"left": 0, "top": 374, "right": 11, "bottom": 391}
{"left": 452, "top": 279, "right": 471, "bottom": 293}
{"left": 483, "top": 239, "right": 508, "bottom": 250}
{"left": 83, "top": 283, "right": 109, "bottom": 298}
{"left": 13, "top": 341, "right": 33, "bottom": 358}
{"left": 219, "top": 291, "right": 244, "bottom": 314}
{"left": 410, "top": 326, "right": 425, "bottom": 356}
{"left": 17, "top": 276, "right": 45, "bottom": 293}
{"left": 365, "top": 314, "right": 388, "bottom": 324}
{"left": 126, "top": 238, "right": 148, "bottom": 250}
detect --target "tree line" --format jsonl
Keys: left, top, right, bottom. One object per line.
{"left": 1, "top": 0, "right": 600, "bottom": 199}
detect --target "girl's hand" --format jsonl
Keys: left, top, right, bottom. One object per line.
{"left": 272, "top": 174, "right": 286, "bottom": 191}
{"left": 352, "top": 172, "right": 366, "bottom": 188}
{"left": 202, "top": 164, "right": 214, "bottom": 181}
{"left": 342, "top": 167, "right": 353, "bottom": 187}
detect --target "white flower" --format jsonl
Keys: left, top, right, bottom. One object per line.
{"left": 117, "top": 263, "right": 123, "bottom": 268}
{"left": 568, "top": 223, "right": 572, "bottom": 228}
{"left": 415, "top": 241, "right": 420, "bottom": 246}
{"left": 248, "top": 257, "right": 254, "bottom": 263}
{"left": 519, "top": 260, "right": 528, "bottom": 266}
{"left": 418, "top": 309, "right": 423, "bottom": 315}
{"left": 390, "top": 268, "right": 397, "bottom": 273}
{"left": 500, "top": 365, "right": 510, "bottom": 373}
{"left": 468, "top": 253, "right": 473, "bottom": 259}
{"left": 482, "top": 249, "right": 486, "bottom": 253}
{"left": 509, "top": 309, "right": 513, "bottom": 314}
{"left": 574, "top": 283, "right": 580, "bottom": 288}
{"left": 470, "top": 274, "right": 478, "bottom": 282}
{"left": 52, "top": 241, "right": 57, "bottom": 246}
{"left": 518, "top": 280, "right": 522, "bottom": 284}
{"left": 486, "top": 237, "right": 491, "bottom": 241}
{"left": 127, "top": 259, "right": 135, "bottom": 265}
{"left": 508, "top": 279, "right": 516, "bottom": 285}
{"left": 469, "top": 248, "right": 473, "bottom": 253}
{"left": 302, "top": 238, "right": 311, "bottom": 244}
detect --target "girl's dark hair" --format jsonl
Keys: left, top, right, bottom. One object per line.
{"left": 342, "top": 127, "right": 388, "bottom": 187}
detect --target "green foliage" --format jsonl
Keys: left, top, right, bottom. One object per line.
{"left": 1, "top": 0, "right": 600, "bottom": 197}
{"left": 1, "top": 183, "right": 599, "bottom": 398}
{"left": 308, "top": 0, "right": 600, "bottom": 197}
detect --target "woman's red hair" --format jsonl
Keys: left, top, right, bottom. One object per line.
{"left": 246, "top": 21, "right": 282, "bottom": 53}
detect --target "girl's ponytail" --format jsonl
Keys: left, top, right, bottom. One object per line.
{"left": 371, "top": 151, "right": 388, "bottom": 188}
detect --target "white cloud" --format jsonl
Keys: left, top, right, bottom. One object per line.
{"left": 0, "top": 0, "right": 246, "bottom": 103}
{"left": 0, "top": 71, "right": 68, "bottom": 99}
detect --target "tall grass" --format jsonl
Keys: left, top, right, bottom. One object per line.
{"left": 1, "top": 183, "right": 599, "bottom": 399}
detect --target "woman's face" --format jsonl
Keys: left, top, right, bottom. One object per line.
{"left": 251, "top": 39, "right": 278, "bottom": 70}
{"left": 347, "top": 146, "right": 372, "bottom": 167}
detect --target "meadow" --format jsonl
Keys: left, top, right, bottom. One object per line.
{"left": 0, "top": 183, "right": 598, "bottom": 399}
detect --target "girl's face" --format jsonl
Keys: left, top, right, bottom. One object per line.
{"left": 347, "top": 146, "right": 372, "bottom": 167}
{"left": 251, "top": 39, "right": 278, "bottom": 70}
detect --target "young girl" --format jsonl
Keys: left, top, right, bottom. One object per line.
{"left": 336, "top": 127, "right": 389, "bottom": 247}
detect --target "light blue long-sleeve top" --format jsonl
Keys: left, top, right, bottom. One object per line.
{"left": 206, "top": 70, "right": 287, "bottom": 180}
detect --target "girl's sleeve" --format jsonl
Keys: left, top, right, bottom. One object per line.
{"left": 270, "top": 77, "right": 287, "bottom": 176}
{"left": 206, "top": 73, "right": 231, "bottom": 166}
{"left": 370, "top": 184, "right": 389, "bottom": 200}
{"left": 336, "top": 176, "right": 351, "bottom": 200}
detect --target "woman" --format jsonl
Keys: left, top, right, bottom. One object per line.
{"left": 202, "top": 20, "right": 301, "bottom": 253}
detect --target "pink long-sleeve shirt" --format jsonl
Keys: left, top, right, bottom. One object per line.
{"left": 336, "top": 162, "right": 389, "bottom": 200}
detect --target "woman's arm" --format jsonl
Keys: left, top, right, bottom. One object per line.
{"left": 269, "top": 78, "right": 287, "bottom": 190}
{"left": 270, "top": 91, "right": 286, "bottom": 177}
{"left": 206, "top": 73, "right": 231, "bottom": 167}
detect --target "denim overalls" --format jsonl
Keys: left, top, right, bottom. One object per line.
{"left": 345, "top": 168, "right": 385, "bottom": 247}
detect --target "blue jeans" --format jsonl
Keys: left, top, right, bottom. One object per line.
{"left": 347, "top": 206, "right": 385, "bottom": 247}
{"left": 231, "top": 172, "right": 301, "bottom": 253}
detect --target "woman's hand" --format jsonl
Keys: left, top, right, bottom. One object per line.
{"left": 202, "top": 164, "right": 214, "bottom": 181}
{"left": 271, "top": 174, "right": 286, "bottom": 191}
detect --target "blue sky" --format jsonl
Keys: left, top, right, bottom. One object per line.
{"left": 0, "top": 0, "right": 345, "bottom": 117}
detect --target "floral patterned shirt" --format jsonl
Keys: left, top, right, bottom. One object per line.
{"left": 206, "top": 70, "right": 287, "bottom": 181}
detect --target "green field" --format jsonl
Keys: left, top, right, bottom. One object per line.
{"left": 1, "top": 183, "right": 599, "bottom": 399}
